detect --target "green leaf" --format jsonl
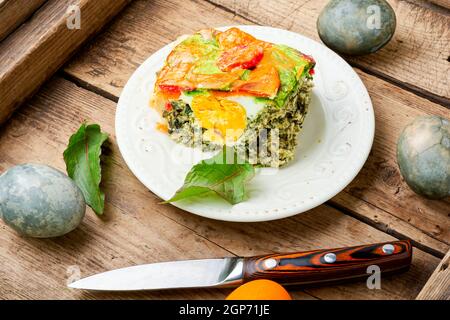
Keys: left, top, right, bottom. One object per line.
{"left": 166, "top": 147, "right": 255, "bottom": 205}
{"left": 63, "top": 123, "right": 109, "bottom": 215}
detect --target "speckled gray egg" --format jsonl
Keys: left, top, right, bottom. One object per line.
{"left": 0, "top": 164, "right": 86, "bottom": 237}
{"left": 397, "top": 116, "right": 450, "bottom": 199}
{"left": 317, "top": 0, "right": 396, "bottom": 55}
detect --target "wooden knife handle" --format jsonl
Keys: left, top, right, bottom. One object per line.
{"left": 243, "top": 240, "right": 412, "bottom": 286}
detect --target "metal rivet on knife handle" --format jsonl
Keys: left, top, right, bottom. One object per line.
{"left": 382, "top": 244, "right": 395, "bottom": 254}
{"left": 263, "top": 258, "right": 277, "bottom": 270}
{"left": 241, "top": 240, "right": 411, "bottom": 287}
{"left": 324, "top": 253, "right": 337, "bottom": 263}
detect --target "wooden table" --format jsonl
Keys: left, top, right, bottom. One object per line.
{"left": 0, "top": 0, "right": 449, "bottom": 300}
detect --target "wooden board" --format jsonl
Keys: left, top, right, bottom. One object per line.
{"left": 206, "top": 0, "right": 450, "bottom": 103}
{"left": 416, "top": 250, "right": 450, "bottom": 299}
{"left": 0, "top": 77, "right": 439, "bottom": 299}
{"left": 63, "top": 0, "right": 450, "bottom": 257}
{"left": 0, "top": 0, "right": 47, "bottom": 42}
{"left": 0, "top": 0, "right": 130, "bottom": 126}
{"left": 332, "top": 69, "right": 450, "bottom": 257}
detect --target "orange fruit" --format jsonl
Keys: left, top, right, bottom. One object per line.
{"left": 226, "top": 280, "right": 292, "bottom": 300}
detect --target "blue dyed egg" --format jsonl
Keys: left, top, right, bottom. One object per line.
{"left": 0, "top": 164, "right": 86, "bottom": 237}
{"left": 397, "top": 116, "right": 450, "bottom": 199}
{"left": 317, "top": 0, "right": 396, "bottom": 55}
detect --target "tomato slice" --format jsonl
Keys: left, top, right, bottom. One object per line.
{"left": 217, "top": 43, "right": 264, "bottom": 72}
{"left": 164, "top": 102, "right": 173, "bottom": 111}
{"left": 187, "top": 70, "right": 242, "bottom": 90}
{"left": 156, "top": 63, "right": 194, "bottom": 93}
{"left": 216, "top": 27, "right": 257, "bottom": 49}
{"left": 234, "top": 64, "right": 280, "bottom": 97}
{"left": 232, "top": 52, "right": 280, "bottom": 98}
{"left": 158, "top": 85, "right": 182, "bottom": 94}
{"left": 216, "top": 28, "right": 265, "bottom": 72}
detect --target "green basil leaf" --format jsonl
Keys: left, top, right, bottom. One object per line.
{"left": 63, "top": 123, "right": 109, "bottom": 215}
{"left": 166, "top": 147, "right": 255, "bottom": 205}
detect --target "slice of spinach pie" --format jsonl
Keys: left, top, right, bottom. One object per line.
{"left": 151, "top": 27, "right": 315, "bottom": 167}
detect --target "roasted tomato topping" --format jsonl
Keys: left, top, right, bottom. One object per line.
{"left": 301, "top": 54, "right": 316, "bottom": 64}
{"left": 234, "top": 64, "right": 280, "bottom": 98}
{"left": 231, "top": 51, "right": 281, "bottom": 98}
{"left": 217, "top": 43, "right": 264, "bottom": 72}
{"left": 158, "top": 85, "right": 182, "bottom": 93}
{"left": 216, "top": 27, "right": 257, "bottom": 49}
{"left": 164, "top": 102, "right": 173, "bottom": 111}
{"left": 153, "top": 28, "right": 316, "bottom": 100}
{"left": 187, "top": 71, "right": 242, "bottom": 90}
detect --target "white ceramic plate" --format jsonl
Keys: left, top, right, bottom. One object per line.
{"left": 116, "top": 26, "right": 374, "bottom": 222}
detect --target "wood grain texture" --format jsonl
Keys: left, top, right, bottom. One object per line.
{"left": 206, "top": 0, "right": 450, "bottom": 103}
{"left": 63, "top": 0, "right": 450, "bottom": 256}
{"left": 416, "top": 250, "right": 450, "bottom": 299}
{"left": 332, "top": 69, "right": 450, "bottom": 257}
{"left": 153, "top": 192, "right": 438, "bottom": 300}
{"left": 0, "top": 0, "right": 130, "bottom": 126}
{"left": 427, "top": 0, "right": 450, "bottom": 9}
{"left": 0, "top": 0, "right": 47, "bottom": 42}
{"left": 0, "top": 76, "right": 307, "bottom": 300}
{"left": 0, "top": 77, "right": 439, "bottom": 299}
{"left": 64, "top": 0, "right": 252, "bottom": 98}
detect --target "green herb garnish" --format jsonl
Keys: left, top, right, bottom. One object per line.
{"left": 184, "top": 89, "right": 209, "bottom": 96}
{"left": 166, "top": 147, "right": 255, "bottom": 205}
{"left": 63, "top": 123, "right": 109, "bottom": 215}
{"left": 240, "top": 69, "right": 251, "bottom": 80}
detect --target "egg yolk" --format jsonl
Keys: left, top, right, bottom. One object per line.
{"left": 191, "top": 94, "right": 247, "bottom": 143}
{"left": 226, "top": 280, "right": 292, "bottom": 300}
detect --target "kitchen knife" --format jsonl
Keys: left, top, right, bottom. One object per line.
{"left": 68, "top": 240, "right": 412, "bottom": 291}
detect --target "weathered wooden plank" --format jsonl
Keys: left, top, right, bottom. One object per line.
{"left": 332, "top": 70, "right": 450, "bottom": 256}
{"left": 0, "top": 76, "right": 307, "bottom": 300}
{"left": 0, "top": 0, "right": 47, "bottom": 42}
{"left": 0, "top": 0, "right": 131, "bottom": 126}
{"left": 63, "top": 0, "right": 450, "bottom": 256}
{"left": 0, "top": 77, "right": 439, "bottom": 299}
{"left": 207, "top": 0, "right": 450, "bottom": 103}
{"left": 162, "top": 205, "right": 440, "bottom": 299}
{"left": 64, "top": 0, "right": 252, "bottom": 98}
{"left": 427, "top": 0, "right": 450, "bottom": 10}
{"left": 416, "top": 250, "right": 450, "bottom": 299}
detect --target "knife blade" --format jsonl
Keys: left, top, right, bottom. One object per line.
{"left": 68, "top": 240, "right": 412, "bottom": 291}
{"left": 69, "top": 258, "right": 243, "bottom": 291}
